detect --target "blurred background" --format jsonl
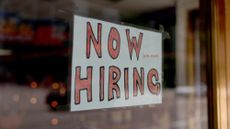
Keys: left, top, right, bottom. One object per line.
{"left": 0, "top": 0, "right": 208, "bottom": 129}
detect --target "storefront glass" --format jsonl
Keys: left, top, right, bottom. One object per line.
{"left": 0, "top": 0, "right": 208, "bottom": 129}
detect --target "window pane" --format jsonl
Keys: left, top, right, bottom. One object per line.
{"left": 0, "top": 0, "right": 208, "bottom": 129}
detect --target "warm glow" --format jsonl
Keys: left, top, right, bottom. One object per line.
{"left": 51, "top": 118, "right": 59, "bottom": 125}
{"left": 0, "top": 49, "right": 12, "bottom": 56}
{"left": 51, "top": 101, "right": 58, "bottom": 108}
{"left": 59, "top": 87, "right": 66, "bottom": 96}
{"left": 30, "top": 97, "right": 38, "bottom": 104}
{"left": 30, "top": 81, "right": 38, "bottom": 89}
{"left": 52, "top": 83, "right": 60, "bottom": 90}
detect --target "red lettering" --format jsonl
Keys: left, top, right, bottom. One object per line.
{"left": 126, "top": 29, "right": 143, "bottom": 60}
{"left": 108, "top": 27, "right": 120, "bottom": 59}
{"left": 86, "top": 22, "right": 102, "bottom": 58}
{"left": 75, "top": 66, "right": 93, "bottom": 104}
{"left": 108, "top": 66, "right": 121, "bottom": 101}
{"left": 100, "top": 66, "right": 105, "bottom": 101}
{"left": 133, "top": 67, "right": 144, "bottom": 96}
{"left": 124, "top": 68, "right": 129, "bottom": 100}
{"left": 147, "top": 69, "right": 160, "bottom": 95}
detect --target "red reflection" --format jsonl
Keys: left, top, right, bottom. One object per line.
{"left": 30, "top": 81, "right": 38, "bottom": 89}
{"left": 51, "top": 101, "right": 58, "bottom": 108}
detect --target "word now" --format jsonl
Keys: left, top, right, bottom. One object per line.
{"left": 86, "top": 22, "right": 143, "bottom": 60}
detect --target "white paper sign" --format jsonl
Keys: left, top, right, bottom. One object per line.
{"left": 71, "top": 15, "right": 162, "bottom": 111}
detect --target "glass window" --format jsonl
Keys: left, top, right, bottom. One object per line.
{"left": 0, "top": 0, "right": 208, "bottom": 129}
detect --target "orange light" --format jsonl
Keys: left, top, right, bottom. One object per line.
{"left": 51, "top": 101, "right": 58, "bottom": 108}
{"left": 30, "top": 81, "right": 38, "bottom": 89}
{"left": 59, "top": 87, "right": 66, "bottom": 96}
{"left": 51, "top": 118, "right": 59, "bottom": 125}
{"left": 52, "top": 83, "right": 59, "bottom": 90}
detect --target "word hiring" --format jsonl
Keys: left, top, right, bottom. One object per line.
{"left": 74, "top": 22, "right": 161, "bottom": 104}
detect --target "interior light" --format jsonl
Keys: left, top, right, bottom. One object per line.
{"left": 0, "top": 49, "right": 12, "bottom": 56}
{"left": 51, "top": 101, "right": 58, "bottom": 108}
{"left": 30, "top": 81, "right": 38, "bottom": 89}
{"left": 30, "top": 97, "right": 38, "bottom": 104}
{"left": 52, "top": 82, "right": 60, "bottom": 90}
{"left": 51, "top": 118, "right": 59, "bottom": 125}
{"left": 59, "top": 87, "right": 66, "bottom": 96}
